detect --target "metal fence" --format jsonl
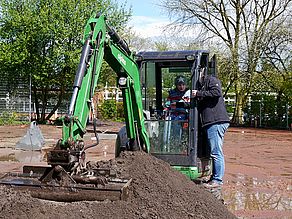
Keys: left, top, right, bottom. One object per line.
{"left": 1, "top": 78, "right": 291, "bottom": 130}
{"left": 0, "top": 81, "right": 120, "bottom": 124}
{"left": 226, "top": 101, "right": 291, "bottom": 130}
{"left": 0, "top": 76, "right": 30, "bottom": 123}
{"left": 245, "top": 101, "right": 291, "bottom": 130}
{"left": 0, "top": 76, "right": 70, "bottom": 123}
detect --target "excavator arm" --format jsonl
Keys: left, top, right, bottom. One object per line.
{"left": 0, "top": 14, "right": 149, "bottom": 202}
{"left": 49, "top": 14, "right": 150, "bottom": 170}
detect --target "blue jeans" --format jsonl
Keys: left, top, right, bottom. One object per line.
{"left": 205, "top": 122, "right": 229, "bottom": 184}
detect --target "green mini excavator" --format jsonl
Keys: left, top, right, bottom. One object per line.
{"left": 0, "top": 13, "right": 217, "bottom": 201}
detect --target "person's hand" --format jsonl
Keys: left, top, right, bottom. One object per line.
{"left": 182, "top": 90, "right": 190, "bottom": 102}
{"left": 192, "top": 90, "right": 198, "bottom": 97}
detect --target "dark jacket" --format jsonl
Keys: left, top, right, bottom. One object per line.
{"left": 196, "top": 75, "right": 230, "bottom": 127}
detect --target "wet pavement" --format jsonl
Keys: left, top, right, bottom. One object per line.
{"left": 224, "top": 174, "right": 291, "bottom": 212}
{"left": 223, "top": 128, "right": 292, "bottom": 218}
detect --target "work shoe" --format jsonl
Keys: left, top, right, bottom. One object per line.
{"left": 201, "top": 177, "right": 212, "bottom": 184}
{"left": 203, "top": 181, "right": 222, "bottom": 189}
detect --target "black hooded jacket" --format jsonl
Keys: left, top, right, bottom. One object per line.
{"left": 196, "top": 75, "right": 230, "bottom": 127}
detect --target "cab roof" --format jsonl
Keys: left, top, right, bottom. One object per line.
{"left": 136, "top": 50, "right": 209, "bottom": 62}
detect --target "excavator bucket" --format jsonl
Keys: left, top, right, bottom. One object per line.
{"left": 0, "top": 165, "right": 131, "bottom": 202}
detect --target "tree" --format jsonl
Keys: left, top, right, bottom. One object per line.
{"left": 261, "top": 23, "right": 292, "bottom": 102}
{"left": 121, "top": 26, "right": 153, "bottom": 52}
{"left": 0, "top": 0, "right": 131, "bottom": 122}
{"left": 257, "top": 24, "right": 292, "bottom": 123}
{"left": 161, "top": 0, "right": 292, "bottom": 124}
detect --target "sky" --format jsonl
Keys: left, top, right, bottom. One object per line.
{"left": 116, "top": 0, "right": 171, "bottom": 38}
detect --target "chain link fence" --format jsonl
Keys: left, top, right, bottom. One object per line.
{"left": 1, "top": 77, "right": 291, "bottom": 130}
{"left": 0, "top": 76, "right": 31, "bottom": 124}
{"left": 226, "top": 99, "right": 291, "bottom": 130}
{"left": 0, "top": 76, "right": 71, "bottom": 124}
{"left": 244, "top": 101, "right": 291, "bottom": 130}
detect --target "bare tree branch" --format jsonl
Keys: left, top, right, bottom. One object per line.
{"left": 161, "top": 0, "right": 292, "bottom": 124}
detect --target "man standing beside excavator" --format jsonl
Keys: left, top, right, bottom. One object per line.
{"left": 192, "top": 70, "right": 230, "bottom": 189}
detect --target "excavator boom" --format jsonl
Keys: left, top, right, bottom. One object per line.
{"left": 61, "top": 14, "right": 149, "bottom": 153}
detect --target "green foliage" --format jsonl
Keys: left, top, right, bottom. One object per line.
{"left": 0, "top": 0, "right": 131, "bottom": 121}
{"left": 97, "top": 62, "right": 117, "bottom": 88}
{"left": 98, "top": 100, "right": 125, "bottom": 121}
{"left": 0, "top": 111, "right": 25, "bottom": 125}
{"left": 225, "top": 104, "right": 234, "bottom": 115}
{"left": 154, "top": 41, "right": 170, "bottom": 51}
{"left": 217, "top": 54, "right": 233, "bottom": 92}
{"left": 116, "top": 102, "right": 125, "bottom": 119}
{"left": 243, "top": 93, "right": 290, "bottom": 128}
{"left": 100, "top": 99, "right": 117, "bottom": 120}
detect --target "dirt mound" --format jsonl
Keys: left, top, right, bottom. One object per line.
{"left": 0, "top": 152, "right": 236, "bottom": 219}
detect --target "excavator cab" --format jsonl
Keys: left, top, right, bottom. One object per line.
{"left": 134, "top": 51, "right": 216, "bottom": 180}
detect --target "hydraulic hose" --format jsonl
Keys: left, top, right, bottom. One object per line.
{"left": 106, "top": 24, "right": 131, "bottom": 55}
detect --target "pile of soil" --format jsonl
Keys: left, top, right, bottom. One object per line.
{"left": 0, "top": 151, "right": 236, "bottom": 219}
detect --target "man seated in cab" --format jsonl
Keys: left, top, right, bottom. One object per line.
{"left": 165, "top": 75, "right": 189, "bottom": 121}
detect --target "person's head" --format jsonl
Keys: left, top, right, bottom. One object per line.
{"left": 175, "top": 75, "right": 186, "bottom": 92}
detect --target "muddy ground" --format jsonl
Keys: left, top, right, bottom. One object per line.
{"left": 0, "top": 122, "right": 291, "bottom": 218}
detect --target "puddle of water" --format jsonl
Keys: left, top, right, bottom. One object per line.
{"left": 14, "top": 150, "right": 44, "bottom": 162}
{"left": 224, "top": 174, "right": 292, "bottom": 212}
{"left": 0, "top": 154, "right": 18, "bottom": 162}
{"left": 224, "top": 189, "right": 292, "bottom": 211}
{"left": 0, "top": 149, "right": 45, "bottom": 163}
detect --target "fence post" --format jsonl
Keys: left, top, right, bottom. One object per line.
{"left": 29, "top": 72, "right": 32, "bottom": 122}
{"left": 286, "top": 103, "right": 289, "bottom": 130}
{"left": 259, "top": 100, "right": 262, "bottom": 127}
